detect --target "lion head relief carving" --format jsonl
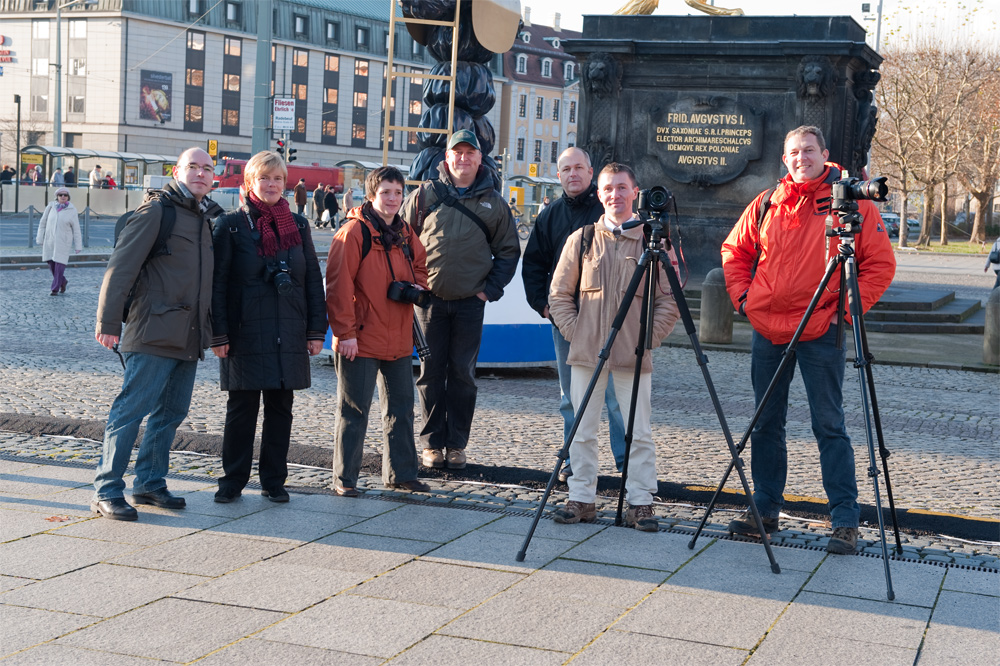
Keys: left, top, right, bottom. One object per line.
{"left": 583, "top": 53, "right": 621, "bottom": 100}
{"left": 796, "top": 56, "right": 835, "bottom": 103}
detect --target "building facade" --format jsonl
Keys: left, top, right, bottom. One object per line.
{"left": 0, "top": 0, "right": 504, "bottom": 182}
{"left": 500, "top": 9, "right": 580, "bottom": 190}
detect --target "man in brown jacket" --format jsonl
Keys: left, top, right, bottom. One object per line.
{"left": 293, "top": 178, "right": 307, "bottom": 215}
{"left": 92, "top": 147, "right": 223, "bottom": 521}
{"left": 548, "top": 162, "right": 679, "bottom": 532}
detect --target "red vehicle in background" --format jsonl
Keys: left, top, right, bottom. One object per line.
{"left": 213, "top": 158, "right": 344, "bottom": 193}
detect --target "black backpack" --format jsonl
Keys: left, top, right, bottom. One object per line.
{"left": 113, "top": 195, "right": 177, "bottom": 322}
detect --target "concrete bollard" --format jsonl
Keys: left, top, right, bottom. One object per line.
{"left": 699, "top": 267, "right": 733, "bottom": 344}
{"left": 984, "top": 288, "right": 1000, "bottom": 366}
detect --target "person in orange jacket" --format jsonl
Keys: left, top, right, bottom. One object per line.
{"left": 721, "top": 125, "right": 896, "bottom": 555}
{"left": 326, "top": 166, "right": 431, "bottom": 497}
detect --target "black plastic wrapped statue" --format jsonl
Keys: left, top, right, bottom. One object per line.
{"left": 401, "top": 0, "right": 521, "bottom": 186}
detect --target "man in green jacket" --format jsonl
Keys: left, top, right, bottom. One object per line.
{"left": 400, "top": 130, "right": 520, "bottom": 471}
{"left": 92, "top": 147, "right": 223, "bottom": 521}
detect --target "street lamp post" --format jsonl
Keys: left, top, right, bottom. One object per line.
{"left": 54, "top": 0, "right": 97, "bottom": 159}
{"left": 14, "top": 94, "right": 21, "bottom": 212}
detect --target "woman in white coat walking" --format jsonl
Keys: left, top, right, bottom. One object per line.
{"left": 36, "top": 187, "right": 82, "bottom": 295}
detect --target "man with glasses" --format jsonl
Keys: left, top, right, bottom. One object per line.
{"left": 92, "top": 147, "right": 223, "bottom": 521}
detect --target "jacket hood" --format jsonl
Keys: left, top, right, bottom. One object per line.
{"left": 563, "top": 183, "right": 600, "bottom": 210}
{"left": 154, "top": 180, "right": 224, "bottom": 217}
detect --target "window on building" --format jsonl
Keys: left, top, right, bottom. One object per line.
{"left": 31, "top": 95, "right": 48, "bottom": 113}
{"left": 515, "top": 54, "right": 527, "bottom": 75}
{"left": 294, "top": 15, "right": 307, "bottom": 36}
{"left": 186, "top": 68, "right": 204, "bottom": 86}
{"left": 224, "top": 74, "right": 240, "bottom": 92}
{"left": 223, "top": 109, "right": 239, "bottom": 127}
{"left": 551, "top": 141, "right": 558, "bottom": 163}
{"left": 32, "top": 58, "right": 49, "bottom": 76}
{"left": 185, "top": 104, "right": 202, "bottom": 122}
{"left": 65, "top": 95, "right": 84, "bottom": 114}
{"left": 409, "top": 99, "right": 421, "bottom": 114}
{"left": 356, "top": 27, "right": 370, "bottom": 49}
{"left": 552, "top": 99, "right": 560, "bottom": 121}
{"left": 68, "top": 19, "right": 86, "bottom": 39}
{"left": 535, "top": 97, "right": 544, "bottom": 120}
{"left": 325, "top": 88, "right": 338, "bottom": 104}
{"left": 293, "top": 83, "right": 307, "bottom": 100}
{"left": 293, "top": 49, "right": 308, "bottom": 67}
{"left": 32, "top": 20, "right": 49, "bottom": 39}
{"left": 68, "top": 58, "right": 86, "bottom": 76}
{"left": 323, "top": 119, "right": 337, "bottom": 137}
{"left": 353, "top": 91, "right": 367, "bottom": 107}
{"left": 353, "top": 124, "right": 366, "bottom": 140}
{"left": 326, "top": 21, "right": 339, "bottom": 42}
{"left": 541, "top": 58, "right": 552, "bottom": 78}
{"left": 187, "top": 31, "right": 205, "bottom": 50}
{"left": 187, "top": 0, "right": 202, "bottom": 16}
{"left": 516, "top": 138, "right": 525, "bottom": 161}
{"left": 355, "top": 59, "right": 369, "bottom": 76}
{"left": 225, "top": 1, "right": 241, "bottom": 23}
{"left": 569, "top": 101, "right": 576, "bottom": 123}
{"left": 297, "top": 117, "right": 306, "bottom": 133}
{"left": 326, "top": 54, "right": 340, "bottom": 71}
{"left": 224, "top": 37, "right": 241, "bottom": 57}
{"left": 412, "top": 41, "right": 423, "bottom": 57}
{"left": 564, "top": 61, "right": 575, "bottom": 80}
{"left": 534, "top": 140, "right": 542, "bottom": 162}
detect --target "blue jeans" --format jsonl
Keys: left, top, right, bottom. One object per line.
{"left": 552, "top": 325, "right": 627, "bottom": 471}
{"left": 415, "top": 294, "right": 485, "bottom": 451}
{"left": 93, "top": 352, "right": 198, "bottom": 500}
{"left": 749, "top": 325, "right": 859, "bottom": 528}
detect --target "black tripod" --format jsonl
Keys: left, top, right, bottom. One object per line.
{"left": 688, "top": 191, "right": 903, "bottom": 600}
{"left": 516, "top": 208, "right": 780, "bottom": 574}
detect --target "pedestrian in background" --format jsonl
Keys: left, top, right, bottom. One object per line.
{"left": 985, "top": 238, "right": 1000, "bottom": 289}
{"left": 89, "top": 165, "right": 103, "bottom": 188}
{"left": 36, "top": 187, "right": 82, "bottom": 295}
{"left": 51, "top": 168, "right": 65, "bottom": 187}
{"left": 210, "top": 150, "right": 327, "bottom": 504}
{"left": 313, "top": 181, "right": 326, "bottom": 226}
{"left": 324, "top": 185, "right": 340, "bottom": 229}
{"left": 64, "top": 166, "right": 77, "bottom": 187}
{"left": 326, "top": 165, "right": 430, "bottom": 496}
{"left": 293, "top": 178, "right": 307, "bottom": 216}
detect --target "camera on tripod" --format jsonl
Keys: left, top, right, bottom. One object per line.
{"left": 828, "top": 172, "right": 889, "bottom": 234}
{"left": 637, "top": 185, "right": 673, "bottom": 216}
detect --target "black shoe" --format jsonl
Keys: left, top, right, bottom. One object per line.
{"left": 557, "top": 464, "right": 573, "bottom": 484}
{"left": 727, "top": 509, "right": 779, "bottom": 535}
{"left": 385, "top": 479, "right": 431, "bottom": 492}
{"left": 214, "top": 487, "right": 242, "bottom": 503}
{"left": 262, "top": 487, "right": 290, "bottom": 503}
{"left": 91, "top": 498, "right": 138, "bottom": 521}
{"left": 132, "top": 488, "right": 186, "bottom": 509}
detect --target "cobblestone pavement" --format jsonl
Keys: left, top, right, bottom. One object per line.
{"left": 1, "top": 260, "right": 997, "bottom": 565}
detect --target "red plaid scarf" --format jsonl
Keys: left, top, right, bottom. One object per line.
{"left": 247, "top": 191, "right": 301, "bottom": 257}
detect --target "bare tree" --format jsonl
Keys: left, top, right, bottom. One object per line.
{"left": 955, "top": 61, "right": 1000, "bottom": 243}
{"left": 0, "top": 118, "right": 46, "bottom": 160}
{"left": 872, "top": 40, "right": 995, "bottom": 247}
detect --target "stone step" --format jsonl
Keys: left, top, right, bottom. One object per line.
{"left": 862, "top": 309, "right": 985, "bottom": 334}
{"left": 863, "top": 298, "right": 982, "bottom": 324}
{"left": 871, "top": 287, "right": 955, "bottom": 312}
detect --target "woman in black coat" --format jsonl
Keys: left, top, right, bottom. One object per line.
{"left": 210, "top": 150, "right": 327, "bottom": 503}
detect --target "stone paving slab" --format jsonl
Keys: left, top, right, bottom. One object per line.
{"left": 196, "top": 639, "right": 381, "bottom": 666}
{"left": 345, "top": 503, "right": 498, "bottom": 542}
{"left": 804, "top": 555, "right": 946, "bottom": 607}
{"left": 0, "top": 644, "right": 177, "bottom": 666}
{"left": 573, "top": 628, "right": 748, "bottom": 666}
{"left": 206, "top": 504, "right": 362, "bottom": 543}
{"left": 0, "top": 533, "right": 139, "bottom": 580}
{"left": 108, "top": 531, "right": 292, "bottom": 577}
{"left": 746, "top": 635, "right": 918, "bottom": 666}
{"left": 422, "top": 528, "right": 577, "bottom": 574}
{"left": 56, "top": 597, "right": 286, "bottom": 662}
{"left": 350, "top": 560, "right": 523, "bottom": 610}
{"left": 0, "top": 605, "right": 98, "bottom": 657}
{"left": 388, "top": 634, "right": 566, "bottom": 666}
{"left": 50, "top": 509, "right": 227, "bottom": 547}
{"left": 918, "top": 590, "right": 1000, "bottom": 665}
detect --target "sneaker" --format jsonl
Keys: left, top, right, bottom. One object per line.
{"left": 625, "top": 504, "right": 659, "bottom": 532}
{"left": 445, "top": 448, "right": 467, "bottom": 469}
{"left": 827, "top": 526, "right": 858, "bottom": 554}
{"left": 422, "top": 448, "right": 444, "bottom": 468}
{"left": 557, "top": 463, "right": 573, "bottom": 483}
{"left": 727, "top": 509, "right": 780, "bottom": 536}
{"left": 552, "top": 500, "right": 597, "bottom": 524}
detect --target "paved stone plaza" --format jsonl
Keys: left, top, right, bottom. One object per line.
{"left": 1, "top": 249, "right": 998, "bottom": 663}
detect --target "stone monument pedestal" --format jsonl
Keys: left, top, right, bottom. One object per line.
{"left": 565, "top": 15, "right": 881, "bottom": 277}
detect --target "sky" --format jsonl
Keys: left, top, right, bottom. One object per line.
{"left": 521, "top": 0, "right": 998, "bottom": 47}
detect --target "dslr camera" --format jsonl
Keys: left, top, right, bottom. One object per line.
{"left": 830, "top": 175, "right": 888, "bottom": 211}
{"left": 637, "top": 185, "right": 673, "bottom": 216}
{"left": 266, "top": 260, "right": 294, "bottom": 295}
{"left": 387, "top": 281, "right": 430, "bottom": 308}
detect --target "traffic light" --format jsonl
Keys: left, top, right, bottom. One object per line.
{"left": 287, "top": 148, "right": 297, "bottom": 163}
{"left": 275, "top": 139, "right": 285, "bottom": 157}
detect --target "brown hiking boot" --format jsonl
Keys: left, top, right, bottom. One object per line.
{"left": 445, "top": 448, "right": 467, "bottom": 469}
{"left": 827, "top": 527, "right": 858, "bottom": 554}
{"left": 421, "top": 448, "right": 444, "bottom": 468}
{"left": 552, "top": 501, "right": 597, "bottom": 524}
{"left": 625, "top": 504, "right": 659, "bottom": 532}
{"left": 727, "top": 509, "right": 780, "bottom": 536}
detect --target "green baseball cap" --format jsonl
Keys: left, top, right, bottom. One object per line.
{"left": 447, "top": 129, "right": 481, "bottom": 151}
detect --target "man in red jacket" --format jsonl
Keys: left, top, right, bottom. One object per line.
{"left": 721, "top": 125, "right": 895, "bottom": 554}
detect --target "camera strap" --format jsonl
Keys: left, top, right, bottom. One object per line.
{"left": 427, "top": 180, "right": 494, "bottom": 245}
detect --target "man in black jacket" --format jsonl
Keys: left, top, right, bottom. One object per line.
{"left": 313, "top": 182, "right": 325, "bottom": 226}
{"left": 323, "top": 186, "right": 340, "bottom": 229}
{"left": 521, "top": 147, "right": 627, "bottom": 481}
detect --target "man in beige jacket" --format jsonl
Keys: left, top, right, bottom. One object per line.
{"left": 548, "top": 163, "right": 679, "bottom": 532}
